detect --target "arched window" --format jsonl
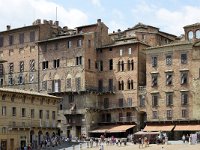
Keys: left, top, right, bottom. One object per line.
{"left": 121, "top": 61, "right": 124, "bottom": 71}
{"left": 188, "top": 31, "right": 193, "bottom": 40}
{"left": 127, "top": 79, "right": 134, "bottom": 90}
{"left": 118, "top": 61, "right": 120, "bottom": 71}
{"left": 131, "top": 60, "right": 134, "bottom": 70}
{"left": 196, "top": 30, "right": 200, "bottom": 39}
{"left": 118, "top": 80, "right": 124, "bottom": 90}
{"left": 127, "top": 60, "right": 130, "bottom": 71}
{"left": 121, "top": 80, "right": 124, "bottom": 90}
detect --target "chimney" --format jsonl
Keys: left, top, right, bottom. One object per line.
{"left": 54, "top": 21, "right": 59, "bottom": 26}
{"left": 49, "top": 20, "right": 53, "bottom": 25}
{"left": 97, "top": 19, "right": 101, "bottom": 25}
{"left": 6, "top": 25, "right": 11, "bottom": 31}
{"left": 43, "top": 19, "right": 48, "bottom": 24}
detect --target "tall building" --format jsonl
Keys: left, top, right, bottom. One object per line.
{"left": 0, "top": 88, "right": 60, "bottom": 150}
{"left": 0, "top": 19, "right": 60, "bottom": 91}
{"left": 144, "top": 23, "right": 200, "bottom": 139}
{"left": 38, "top": 19, "right": 111, "bottom": 137}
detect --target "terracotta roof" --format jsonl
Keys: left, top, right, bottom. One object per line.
{"left": 0, "top": 88, "right": 60, "bottom": 99}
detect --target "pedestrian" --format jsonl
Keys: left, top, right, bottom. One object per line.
{"left": 182, "top": 134, "right": 186, "bottom": 143}
{"left": 138, "top": 138, "right": 142, "bottom": 149}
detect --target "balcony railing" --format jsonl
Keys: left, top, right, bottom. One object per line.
{"left": 98, "top": 102, "right": 136, "bottom": 110}
{"left": 8, "top": 120, "right": 57, "bottom": 129}
{"left": 101, "top": 116, "right": 137, "bottom": 123}
{"left": 138, "top": 86, "right": 146, "bottom": 94}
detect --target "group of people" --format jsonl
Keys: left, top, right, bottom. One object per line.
{"left": 182, "top": 134, "right": 192, "bottom": 144}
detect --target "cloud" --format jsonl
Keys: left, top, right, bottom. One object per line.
{"left": 131, "top": 1, "right": 200, "bottom": 35}
{"left": 0, "top": 0, "right": 89, "bottom": 31}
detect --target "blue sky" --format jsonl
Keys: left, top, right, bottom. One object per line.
{"left": 1, "top": 0, "right": 200, "bottom": 35}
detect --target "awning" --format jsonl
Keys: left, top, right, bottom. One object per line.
{"left": 89, "top": 125, "right": 135, "bottom": 133}
{"left": 174, "top": 125, "right": 200, "bottom": 131}
{"left": 109, "top": 125, "right": 135, "bottom": 133}
{"left": 143, "top": 125, "right": 174, "bottom": 132}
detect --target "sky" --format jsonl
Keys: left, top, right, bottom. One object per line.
{"left": 1, "top": 0, "right": 200, "bottom": 36}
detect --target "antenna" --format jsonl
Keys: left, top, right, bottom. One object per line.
{"left": 56, "top": 7, "right": 57, "bottom": 21}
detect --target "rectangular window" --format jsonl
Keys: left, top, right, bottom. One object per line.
{"left": 100, "top": 60, "right": 103, "bottom": 71}
{"left": 9, "top": 63, "right": 14, "bottom": 73}
{"left": 119, "top": 98, "right": 123, "bottom": 107}
{"left": 152, "top": 111, "right": 158, "bottom": 119}
{"left": 39, "top": 110, "right": 43, "bottom": 119}
{"left": 77, "top": 39, "right": 82, "bottom": 47}
{"left": 104, "top": 98, "right": 109, "bottom": 109}
{"left": 166, "top": 55, "right": 172, "bottom": 65}
{"left": 152, "top": 56, "right": 157, "bottom": 67}
{"left": 98, "top": 79, "right": 103, "bottom": 92}
{"left": 19, "top": 33, "right": 24, "bottom": 44}
{"left": 127, "top": 98, "right": 132, "bottom": 106}
{"left": 120, "top": 49, "right": 123, "bottom": 56}
{"left": 128, "top": 48, "right": 132, "bottom": 55}
{"left": 181, "top": 72, "right": 188, "bottom": 84}
{"left": 151, "top": 74, "right": 158, "bottom": 87}
{"left": 67, "top": 41, "right": 72, "bottom": 48}
{"left": 22, "top": 108, "right": 26, "bottom": 117}
{"left": 109, "top": 59, "right": 113, "bottom": 70}
{"left": 182, "top": 109, "right": 188, "bottom": 118}
{"left": 31, "top": 109, "right": 34, "bottom": 118}
{"left": 9, "top": 35, "right": 14, "bottom": 45}
{"left": 108, "top": 79, "right": 113, "bottom": 91}
{"left": 88, "top": 59, "right": 91, "bottom": 69}
{"left": 167, "top": 110, "right": 173, "bottom": 120}
{"left": 30, "top": 59, "right": 35, "bottom": 71}
{"left": 2, "top": 106, "right": 6, "bottom": 116}
{"left": 42, "top": 61, "right": 48, "bottom": 70}
{"left": 66, "top": 78, "right": 71, "bottom": 89}
{"left": 152, "top": 94, "right": 158, "bottom": 107}
{"left": 166, "top": 93, "right": 173, "bottom": 106}
{"left": 0, "top": 36, "right": 4, "bottom": 47}
{"left": 46, "top": 110, "right": 49, "bottom": 119}
{"left": 52, "top": 111, "right": 56, "bottom": 120}
{"left": 0, "top": 78, "right": 3, "bottom": 87}
{"left": 69, "top": 95, "right": 74, "bottom": 103}
{"left": 8, "top": 75, "right": 14, "bottom": 85}
{"left": 52, "top": 80, "right": 61, "bottom": 92}
{"left": 12, "top": 107, "right": 16, "bottom": 116}
{"left": 126, "top": 112, "right": 132, "bottom": 122}
{"left": 119, "top": 113, "right": 123, "bottom": 122}
{"left": 181, "top": 53, "right": 187, "bottom": 64}
{"left": 19, "top": 61, "right": 24, "bottom": 72}
{"left": 75, "top": 77, "right": 81, "bottom": 91}
{"left": 53, "top": 59, "right": 60, "bottom": 68}
{"left": 166, "top": 73, "right": 172, "bottom": 85}
{"left": 181, "top": 92, "right": 188, "bottom": 105}
{"left": 139, "top": 95, "right": 145, "bottom": 107}
{"left": 0, "top": 64, "right": 4, "bottom": 76}
{"left": 18, "top": 74, "right": 24, "bottom": 84}
{"left": 42, "top": 81, "right": 47, "bottom": 91}
{"left": 76, "top": 56, "right": 82, "bottom": 65}
{"left": 30, "top": 31, "right": 35, "bottom": 42}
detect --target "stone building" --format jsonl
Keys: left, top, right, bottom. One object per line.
{"left": 0, "top": 19, "right": 60, "bottom": 91}
{"left": 144, "top": 23, "right": 200, "bottom": 139}
{"left": 38, "top": 19, "right": 111, "bottom": 138}
{"left": 0, "top": 87, "right": 60, "bottom": 150}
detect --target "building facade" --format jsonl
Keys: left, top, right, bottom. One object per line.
{"left": 0, "top": 88, "right": 60, "bottom": 150}
{"left": 144, "top": 23, "right": 200, "bottom": 139}
{"left": 0, "top": 19, "right": 60, "bottom": 91}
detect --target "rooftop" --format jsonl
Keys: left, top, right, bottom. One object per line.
{"left": 0, "top": 88, "right": 60, "bottom": 99}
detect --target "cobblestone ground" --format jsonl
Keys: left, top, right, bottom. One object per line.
{"left": 88, "top": 143, "right": 200, "bottom": 150}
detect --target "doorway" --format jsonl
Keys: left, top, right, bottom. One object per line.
{"left": 1, "top": 140, "right": 7, "bottom": 150}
